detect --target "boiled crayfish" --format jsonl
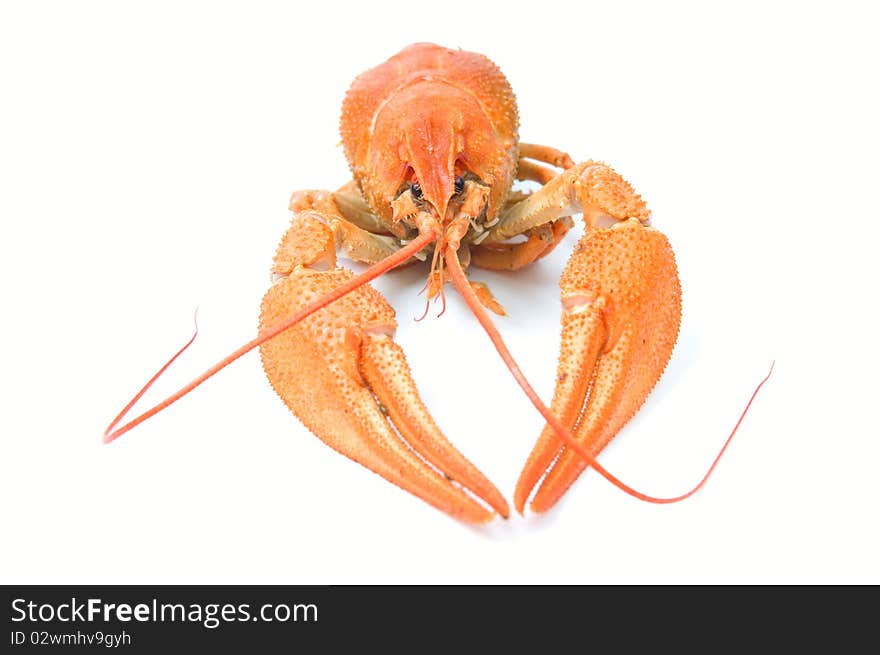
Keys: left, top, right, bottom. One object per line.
{"left": 105, "top": 43, "right": 770, "bottom": 523}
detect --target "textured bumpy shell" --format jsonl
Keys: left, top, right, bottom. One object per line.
{"left": 260, "top": 267, "right": 504, "bottom": 522}
{"left": 514, "top": 221, "right": 682, "bottom": 512}
{"left": 259, "top": 214, "right": 510, "bottom": 521}
{"left": 340, "top": 43, "right": 519, "bottom": 223}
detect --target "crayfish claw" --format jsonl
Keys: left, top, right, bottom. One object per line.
{"left": 260, "top": 265, "right": 507, "bottom": 523}
{"left": 515, "top": 219, "right": 681, "bottom": 513}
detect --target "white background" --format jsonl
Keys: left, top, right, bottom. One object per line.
{"left": 1, "top": 1, "right": 878, "bottom": 584}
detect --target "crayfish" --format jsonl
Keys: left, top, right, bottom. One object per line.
{"left": 106, "top": 44, "right": 770, "bottom": 523}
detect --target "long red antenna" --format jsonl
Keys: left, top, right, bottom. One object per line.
{"left": 104, "top": 231, "right": 437, "bottom": 444}
{"left": 445, "top": 244, "right": 773, "bottom": 504}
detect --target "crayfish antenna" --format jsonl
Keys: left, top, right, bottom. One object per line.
{"left": 103, "top": 231, "right": 437, "bottom": 445}
{"left": 444, "top": 244, "right": 773, "bottom": 504}
{"left": 103, "top": 308, "right": 200, "bottom": 442}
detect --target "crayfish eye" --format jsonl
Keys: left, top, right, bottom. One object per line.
{"left": 410, "top": 182, "right": 423, "bottom": 199}
{"left": 454, "top": 176, "right": 465, "bottom": 195}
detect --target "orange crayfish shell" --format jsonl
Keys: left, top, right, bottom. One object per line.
{"left": 340, "top": 43, "right": 520, "bottom": 224}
